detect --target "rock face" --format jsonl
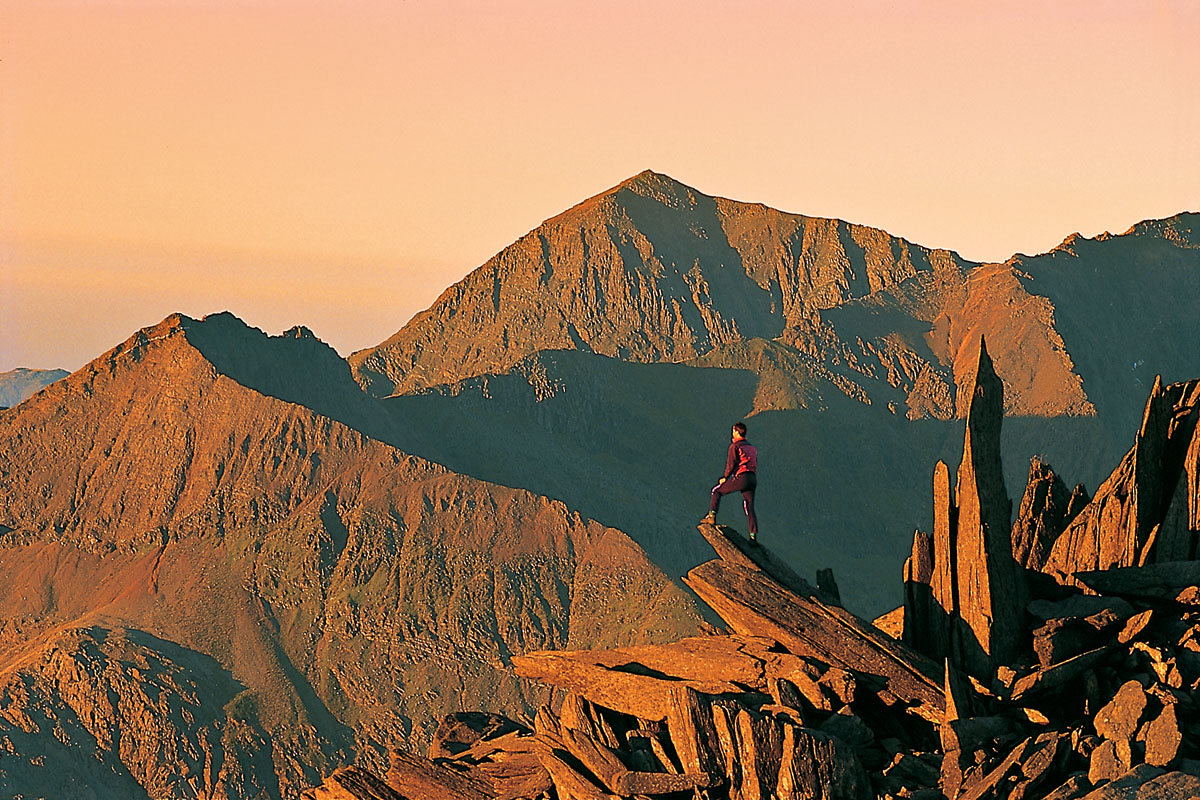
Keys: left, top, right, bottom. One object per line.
{"left": 902, "top": 338, "right": 1024, "bottom": 676}
{"left": 0, "top": 313, "right": 704, "bottom": 799}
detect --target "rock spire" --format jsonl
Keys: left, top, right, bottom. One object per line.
{"left": 903, "top": 337, "right": 1025, "bottom": 676}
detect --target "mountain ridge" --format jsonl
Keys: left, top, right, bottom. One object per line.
{"left": 349, "top": 171, "right": 978, "bottom": 399}
{"left": 349, "top": 172, "right": 1196, "bottom": 427}
{"left": 0, "top": 311, "right": 704, "bottom": 798}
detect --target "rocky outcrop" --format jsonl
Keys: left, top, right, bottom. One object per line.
{"left": 327, "top": 526, "right": 931, "bottom": 800}
{"left": 1043, "top": 378, "right": 1200, "bottom": 580}
{"left": 902, "top": 338, "right": 1025, "bottom": 676}
{"left": 303, "top": 372, "right": 1200, "bottom": 800}
{"left": 1011, "top": 456, "right": 1075, "bottom": 570}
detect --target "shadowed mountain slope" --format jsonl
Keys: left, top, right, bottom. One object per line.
{"left": 380, "top": 347, "right": 1128, "bottom": 618}
{"left": 0, "top": 313, "right": 703, "bottom": 799}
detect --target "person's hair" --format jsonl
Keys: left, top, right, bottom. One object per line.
{"left": 732, "top": 421, "right": 747, "bottom": 436}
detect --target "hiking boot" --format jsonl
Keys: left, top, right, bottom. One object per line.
{"left": 700, "top": 512, "right": 716, "bottom": 525}
{"left": 749, "top": 532, "right": 758, "bottom": 544}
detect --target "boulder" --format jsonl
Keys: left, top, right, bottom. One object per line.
{"left": 1093, "top": 680, "right": 1148, "bottom": 742}
{"left": 1138, "top": 704, "right": 1182, "bottom": 767}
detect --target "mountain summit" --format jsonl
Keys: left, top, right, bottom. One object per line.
{"left": 352, "top": 171, "right": 1197, "bottom": 424}
{"left": 350, "top": 171, "right": 977, "bottom": 404}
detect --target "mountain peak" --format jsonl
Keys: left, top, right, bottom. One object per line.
{"left": 611, "top": 169, "right": 704, "bottom": 206}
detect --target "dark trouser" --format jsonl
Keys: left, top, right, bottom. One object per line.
{"left": 710, "top": 472, "right": 757, "bottom": 534}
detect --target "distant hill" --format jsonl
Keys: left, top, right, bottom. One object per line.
{"left": 0, "top": 313, "right": 703, "bottom": 799}
{"left": 0, "top": 367, "right": 69, "bottom": 408}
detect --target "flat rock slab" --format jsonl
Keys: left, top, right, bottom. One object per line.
{"left": 1028, "top": 596, "right": 1134, "bottom": 623}
{"left": 1079, "top": 764, "right": 1200, "bottom": 799}
{"left": 685, "top": 558, "right": 945, "bottom": 723}
{"left": 1011, "top": 646, "right": 1112, "bottom": 702}
{"left": 513, "top": 633, "right": 776, "bottom": 722}
{"left": 385, "top": 752, "right": 494, "bottom": 800}
{"left": 1075, "top": 562, "right": 1200, "bottom": 600}
{"left": 697, "top": 522, "right": 818, "bottom": 598}
{"left": 300, "top": 767, "right": 405, "bottom": 800}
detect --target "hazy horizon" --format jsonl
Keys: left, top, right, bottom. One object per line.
{"left": 4, "top": 0, "right": 1199, "bottom": 372}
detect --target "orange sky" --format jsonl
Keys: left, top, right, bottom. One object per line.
{"left": 3, "top": 0, "right": 1198, "bottom": 372}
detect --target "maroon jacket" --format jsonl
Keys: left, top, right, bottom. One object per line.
{"left": 724, "top": 439, "right": 757, "bottom": 479}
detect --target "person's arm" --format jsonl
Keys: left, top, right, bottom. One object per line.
{"left": 722, "top": 442, "right": 738, "bottom": 479}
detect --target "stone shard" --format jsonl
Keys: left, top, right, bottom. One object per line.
{"left": 1032, "top": 615, "right": 1113, "bottom": 669}
{"left": 1138, "top": 703, "right": 1182, "bottom": 767}
{"left": 1010, "top": 646, "right": 1112, "bottom": 702}
{"left": 874, "top": 605, "right": 905, "bottom": 640}
{"left": 428, "top": 712, "right": 527, "bottom": 760}
{"left": 384, "top": 751, "right": 495, "bottom": 800}
{"left": 301, "top": 767, "right": 407, "bottom": 800}
{"left": 943, "top": 659, "right": 976, "bottom": 727}
{"left": 559, "top": 693, "right": 622, "bottom": 751}
{"left": 446, "top": 732, "right": 553, "bottom": 800}
{"left": 929, "top": 459, "right": 958, "bottom": 662}
{"left": 559, "top": 725, "right": 716, "bottom": 796}
{"left": 736, "top": 707, "right": 785, "bottom": 799}
{"left": 817, "top": 567, "right": 843, "bottom": 607}
{"left": 902, "top": 530, "right": 936, "bottom": 652}
{"left": 1065, "top": 483, "right": 1091, "bottom": 523}
{"left": 1040, "top": 772, "right": 1089, "bottom": 800}
{"left": 1088, "top": 738, "right": 1132, "bottom": 786}
{"left": 1154, "top": 385, "right": 1200, "bottom": 561}
{"left": 512, "top": 633, "right": 767, "bottom": 721}
{"left": 665, "top": 685, "right": 726, "bottom": 777}
{"left": 957, "top": 736, "right": 1030, "bottom": 800}
{"left": 952, "top": 337, "right": 1023, "bottom": 675}
{"left": 1012, "top": 456, "right": 1072, "bottom": 570}
{"left": 776, "top": 722, "right": 872, "bottom": 800}
{"left": 1011, "top": 732, "right": 1070, "bottom": 800}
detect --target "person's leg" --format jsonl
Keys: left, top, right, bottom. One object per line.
{"left": 709, "top": 480, "right": 725, "bottom": 514}
{"left": 709, "top": 474, "right": 751, "bottom": 519}
{"left": 742, "top": 488, "right": 757, "bottom": 536}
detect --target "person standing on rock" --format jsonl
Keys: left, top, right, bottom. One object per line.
{"left": 701, "top": 422, "right": 759, "bottom": 542}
